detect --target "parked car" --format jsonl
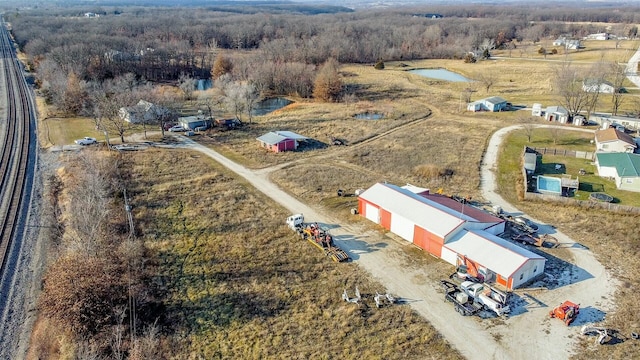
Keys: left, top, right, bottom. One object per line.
{"left": 163, "top": 122, "right": 178, "bottom": 131}
{"left": 75, "top": 137, "right": 97, "bottom": 145}
{"left": 168, "top": 125, "right": 186, "bottom": 132}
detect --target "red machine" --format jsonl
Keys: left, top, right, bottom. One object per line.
{"left": 550, "top": 301, "right": 580, "bottom": 326}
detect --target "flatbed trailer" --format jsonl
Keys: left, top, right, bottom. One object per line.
{"left": 288, "top": 218, "right": 350, "bottom": 262}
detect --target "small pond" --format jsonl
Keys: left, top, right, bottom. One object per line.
{"left": 354, "top": 112, "right": 384, "bottom": 120}
{"left": 409, "top": 68, "right": 471, "bottom": 82}
{"left": 252, "top": 97, "right": 293, "bottom": 116}
{"left": 197, "top": 79, "right": 212, "bottom": 91}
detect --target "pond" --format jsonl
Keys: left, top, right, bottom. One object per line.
{"left": 197, "top": 79, "right": 212, "bottom": 91}
{"left": 354, "top": 112, "right": 384, "bottom": 120}
{"left": 409, "top": 68, "right": 471, "bottom": 82}
{"left": 252, "top": 97, "right": 293, "bottom": 116}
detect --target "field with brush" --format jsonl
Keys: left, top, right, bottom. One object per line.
{"left": 125, "top": 148, "right": 461, "bottom": 359}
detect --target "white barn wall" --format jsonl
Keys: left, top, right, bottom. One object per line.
{"left": 365, "top": 203, "right": 380, "bottom": 223}
{"left": 511, "top": 259, "right": 545, "bottom": 288}
{"left": 390, "top": 214, "right": 414, "bottom": 242}
{"left": 440, "top": 246, "right": 458, "bottom": 266}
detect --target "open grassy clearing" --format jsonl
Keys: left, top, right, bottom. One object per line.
{"left": 269, "top": 113, "right": 501, "bottom": 207}
{"left": 124, "top": 148, "right": 461, "bottom": 359}
{"left": 492, "top": 39, "right": 640, "bottom": 63}
{"left": 203, "top": 64, "right": 434, "bottom": 168}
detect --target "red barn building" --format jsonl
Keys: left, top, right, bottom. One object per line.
{"left": 257, "top": 131, "right": 307, "bottom": 153}
{"left": 357, "top": 183, "right": 545, "bottom": 290}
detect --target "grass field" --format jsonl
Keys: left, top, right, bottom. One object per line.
{"left": 124, "top": 148, "right": 461, "bottom": 359}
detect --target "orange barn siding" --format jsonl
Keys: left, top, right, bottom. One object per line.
{"left": 496, "top": 275, "right": 507, "bottom": 287}
{"left": 380, "top": 209, "right": 392, "bottom": 229}
{"left": 358, "top": 199, "right": 366, "bottom": 217}
{"left": 413, "top": 225, "right": 444, "bottom": 257}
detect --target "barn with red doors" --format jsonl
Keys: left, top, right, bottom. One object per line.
{"left": 357, "top": 183, "right": 545, "bottom": 290}
{"left": 256, "top": 131, "right": 307, "bottom": 153}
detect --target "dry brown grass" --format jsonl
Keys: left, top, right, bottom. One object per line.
{"left": 124, "top": 148, "right": 462, "bottom": 359}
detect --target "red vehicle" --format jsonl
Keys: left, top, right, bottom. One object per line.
{"left": 550, "top": 301, "right": 580, "bottom": 326}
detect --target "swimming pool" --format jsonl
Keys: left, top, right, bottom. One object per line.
{"left": 537, "top": 176, "right": 562, "bottom": 195}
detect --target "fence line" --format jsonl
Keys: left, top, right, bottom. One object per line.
{"left": 529, "top": 147, "right": 594, "bottom": 160}
{"left": 524, "top": 192, "right": 640, "bottom": 214}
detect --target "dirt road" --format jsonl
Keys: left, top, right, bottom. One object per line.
{"left": 173, "top": 128, "right": 614, "bottom": 359}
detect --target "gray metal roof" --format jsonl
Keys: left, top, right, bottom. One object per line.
{"left": 485, "top": 96, "right": 507, "bottom": 105}
{"left": 256, "top": 132, "right": 288, "bottom": 145}
{"left": 274, "top": 131, "right": 307, "bottom": 140}
{"left": 524, "top": 153, "right": 537, "bottom": 172}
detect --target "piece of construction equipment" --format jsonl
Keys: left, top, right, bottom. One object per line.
{"left": 550, "top": 300, "right": 580, "bottom": 325}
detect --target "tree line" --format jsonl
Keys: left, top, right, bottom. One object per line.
{"left": 6, "top": 3, "right": 638, "bottom": 123}
{"left": 8, "top": 4, "right": 638, "bottom": 82}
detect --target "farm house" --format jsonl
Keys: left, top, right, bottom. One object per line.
{"left": 256, "top": 131, "right": 308, "bottom": 153}
{"left": 357, "top": 183, "right": 545, "bottom": 290}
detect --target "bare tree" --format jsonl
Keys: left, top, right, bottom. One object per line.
{"left": 476, "top": 71, "right": 495, "bottom": 94}
{"left": 242, "top": 83, "right": 260, "bottom": 124}
{"left": 178, "top": 73, "right": 197, "bottom": 101}
{"left": 90, "top": 84, "right": 134, "bottom": 144}
{"left": 583, "top": 60, "right": 608, "bottom": 121}
{"left": 224, "top": 82, "right": 246, "bottom": 120}
{"left": 67, "top": 153, "right": 114, "bottom": 256}
{"left": 610, "top": 61, "right": 627, "bottom": 115}
{"left": 554, "top": 60, "right": 590, "bottom": 118}
{"left": 548, "top": 126, "right": 561, "bottom": 145}
{"left": 519, "top": 116, "right": 537, "bottom": 143}
{"left": 110, "top": 306, "right": 127, "bottom": 360}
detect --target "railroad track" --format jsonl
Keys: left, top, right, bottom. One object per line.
{"left": 0, "top": 17, "right": 32, "bottom": 276}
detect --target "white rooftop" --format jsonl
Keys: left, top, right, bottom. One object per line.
{"left": 359, "top": 183, "right": 472, "bottom": 238}
{"left": 444, "top": 230, "right": 545, "bottom": 278}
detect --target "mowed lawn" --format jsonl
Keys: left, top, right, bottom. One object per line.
{"left": 498, "top": 127, "right": 640, "bottom": 206}
{"left": 125, "top": 148, "right": 461, "bottom": 359}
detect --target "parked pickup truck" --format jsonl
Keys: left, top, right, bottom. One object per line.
{"left": 461, "top": 281, "right": 510, "bottom": 317}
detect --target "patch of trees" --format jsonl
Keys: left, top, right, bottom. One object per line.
{"left": 36, "top": 153, "right": 163, "bottom": 359}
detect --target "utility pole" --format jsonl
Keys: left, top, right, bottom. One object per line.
{"left": 123, "top": 189, "right": 136, "bottom": 346}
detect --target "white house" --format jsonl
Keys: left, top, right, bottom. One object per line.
{"left": 590, "top": 113, "right": 640, "bottom": 132}
{"left": 118, "top": 100, "right": 170, "bottom": 124}
{"left": 357, "top": 183, "right": 545, "bottom": 290}
{"left": 594, "top": 128, "right": 637, "bottom": 153}
{"left": 467, "top": 96, "right": 508, "bottom": 112}
{"left": 553, "top": 37, "right": 581, "bottom": 49}
{"left": 585, "top": 33, "right": 609, "bottom": 40}
{"left": 583, "top": 79, "right": 616, "bottom": 94}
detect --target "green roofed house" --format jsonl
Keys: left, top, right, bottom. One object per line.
{"left": 595, "top": 152, "right": 640, "bottom": 192}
